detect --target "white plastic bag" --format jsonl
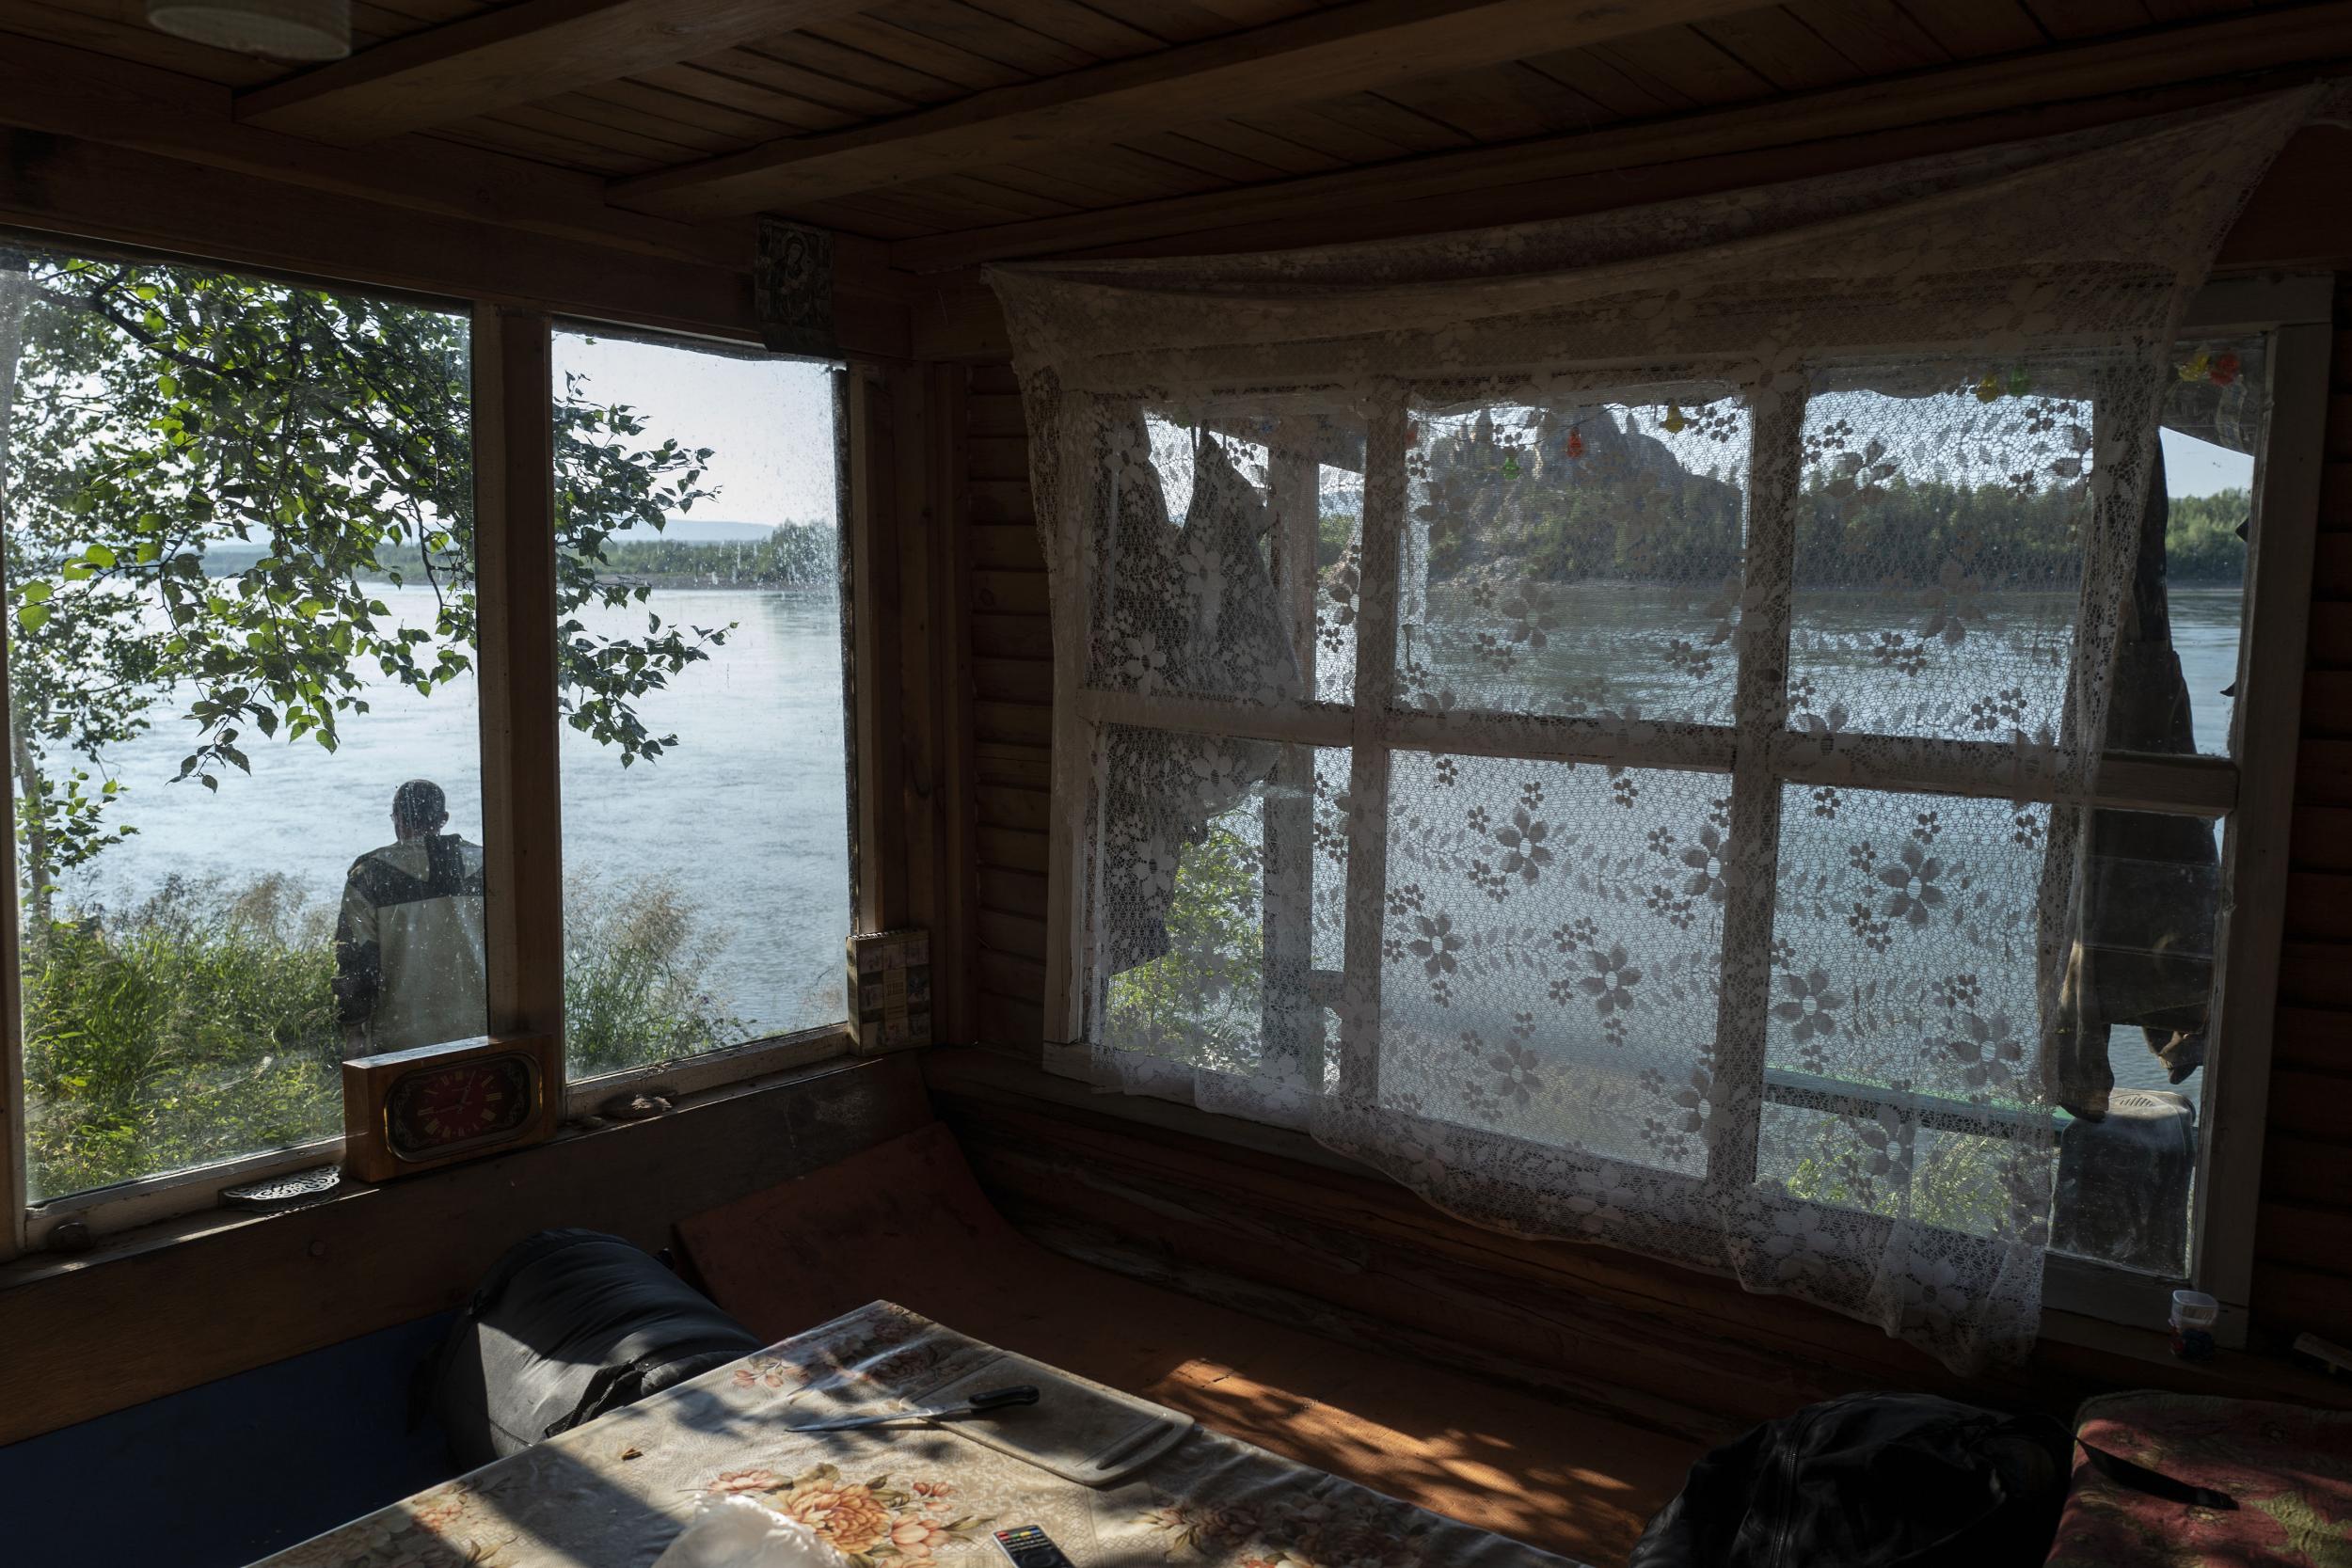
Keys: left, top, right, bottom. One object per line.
{"left": 650, "top": 1495, "right": 853, "bottom": 1568}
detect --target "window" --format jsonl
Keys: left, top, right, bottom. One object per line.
{"left": 549, "top": 330, "right": 850, "bottom": 1080}
{"left": 1068, "top": 278, "right": 2328, "bottom": 1336}
{"left": 0, "top": 245, "right": 859, "bottom": 1248}
{"left": 3, "top": 246, "right": 483, "bottom": 1205}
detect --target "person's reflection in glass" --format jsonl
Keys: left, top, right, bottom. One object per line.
{"left": 334, "top": 780, "right": 488, "bottom": 1054}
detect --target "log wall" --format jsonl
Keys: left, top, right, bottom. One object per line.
{"left": 2255, "top": 279, "right": 2352, "bottom": 1342}
{"left": 964, "top": 363, "right": 1053, "bottom": 1050}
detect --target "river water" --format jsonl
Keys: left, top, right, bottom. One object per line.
{"left": 47, "top": 582, "right": 2243, "bottom": 1098}
{"left": 52, "top": 584, "right": 852, "bottom": 1044}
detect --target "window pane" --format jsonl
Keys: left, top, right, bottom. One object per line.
{"left": 1398, "top": 388, "right": 1750, "bottom": 724}
{"left": 2146, "top": 335, "right": 2265, "bottom": 757}
{"left": 1770, "top": 785, "right": 2047, "bottom": 1101}
{"left": 4, "top": 249, "right": 482, "bottom": 1200}
{"left": 1093, "top": 410, "right": 1359, "bottom": 707}
{"left": 1788, "top": 368, "right": 2093, "bottom": 745}
{"left": 1096, "top": 724, "right": 1347, "bottom": 1088}
{"left": 550, "top": 333, "right": 847, "bottom": 1075}
{"left": 1379, "top": 753, "right": 1727, "bottom": 1175}
{"left": 2049, "top": 809, "right": 2220, "bottom": 1275}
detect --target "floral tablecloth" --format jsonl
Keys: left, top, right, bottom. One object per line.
{"left": 256, "top": 1300, "right": 1583, "bottom": 1568}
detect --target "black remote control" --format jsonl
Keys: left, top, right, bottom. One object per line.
{"left": 992, "top": 1524, "right": 1075, "bottom": 1567}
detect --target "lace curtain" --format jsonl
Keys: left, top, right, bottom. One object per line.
{"left": 989, "top": 90, "right": 2316, "bottom": 1371}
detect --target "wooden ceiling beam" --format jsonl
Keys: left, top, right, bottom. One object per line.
{"left": 607, "top": 0, "right": 1772, "bottom": 220}
{"left": 881, "top": 0, "right": 2352, "bottom": 272}
{"left": 0, "top": 33, "right": 917, "bottom": 356}
{"left": 233, "top": 0, "right": 872, "bottom": 146}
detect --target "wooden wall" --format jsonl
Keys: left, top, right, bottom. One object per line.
{"left": 946, "top": 289, "right": 2352, "bottom": 1351}
{"left": 965, "top": 364, "right": 1053, "bottom": 1050}
{"left": 0, "top": 1054, "right": 934, "bottom": 1446}
{"left": 2258, "top": 280, "right": 2352, "bottom": 1343}
{"left": 927, "top": 1049, "right": 2346, "bottom": 1447}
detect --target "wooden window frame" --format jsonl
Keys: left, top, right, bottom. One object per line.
{"left": 0, "top": 266, "right": 871, "bottom": 1261}
{"left": 1046, "top": 275, "right": 2336, "bottom": 1340}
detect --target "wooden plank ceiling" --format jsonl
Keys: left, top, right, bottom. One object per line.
{"left": 3, "top": 0, "right": 2350, "bottom": 275}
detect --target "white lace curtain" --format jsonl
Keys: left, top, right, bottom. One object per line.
{"left": 988, "top": 90, "right": 2316, "bottom": 1371}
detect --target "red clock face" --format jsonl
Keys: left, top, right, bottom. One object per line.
{"left": 386, "top": 1053, "right": 535, "bottom": 1159}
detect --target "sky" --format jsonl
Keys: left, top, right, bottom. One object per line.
{"left": 553, "top": 330, "right": 839, "bottom": 528}
{"left": 538, "top": 345, "right": 2247, "bottom": 535}
{"left": 2160, "top": 427, "right": 2253, "bottom": 496}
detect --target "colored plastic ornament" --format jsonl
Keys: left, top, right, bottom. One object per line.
{"left": 1661, "top": 404, "right": 1688, "bottom": 435}
{"left": 1973, "top": 373, "right": 2001, "bottom": 403}
{"left": 1565, "top": 429, "right": 1585, "bottom": 460}
{"left": 2006, "top": 369, "right": 2032, "bottom": 396}
{"left": 2178, "top": 350, "right": 2213, "bottom": 382}
{"left": 2209, "top": 351, "right": 2241, "bottom": 387}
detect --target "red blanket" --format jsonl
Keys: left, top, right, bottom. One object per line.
{"left": 2048, "top": 1392, "right": 2352, "bottom": 1567}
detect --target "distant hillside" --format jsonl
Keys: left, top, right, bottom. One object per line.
{"left": 1405, "top": 406, "right": 2247, "bottom": 590}
{"left": 197, "top": 520, "right": 840, "bottom": 590}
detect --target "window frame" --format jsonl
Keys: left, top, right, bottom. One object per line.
{"left": 0, "top": 260, "right": 866, "bottom": 1259}
{"left": 1046, "top": 274, "right": 2337, "bottom": 1338}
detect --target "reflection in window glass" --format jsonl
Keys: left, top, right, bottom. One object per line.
{"left": 3, "top": 248, "right": 482, "bottom": 1200}
{"left": 550, "top": 333, "right": 847, "bottom": 1076}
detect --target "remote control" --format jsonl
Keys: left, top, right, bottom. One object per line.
{"left": 992, "top": 1524, "right": 1075, "bottom": 1567}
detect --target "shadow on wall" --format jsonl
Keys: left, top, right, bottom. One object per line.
{"left": 0, "top": 1311, "right": 459, "bottom": 1566}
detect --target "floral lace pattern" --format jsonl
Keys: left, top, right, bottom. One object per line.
{"left": 996, "top": 92, "right": 2317, "bottom": 1372}
{"left": 257, "top": 1303, "right": 1573, "bottom": 1568}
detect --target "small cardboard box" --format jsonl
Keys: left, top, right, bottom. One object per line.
{"left": 846, "top": 927, "right": 932, "bottom": 1054}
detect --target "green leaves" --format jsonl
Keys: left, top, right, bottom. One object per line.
{"left": 8, "top": 250, "right": 753, "bottom": 892}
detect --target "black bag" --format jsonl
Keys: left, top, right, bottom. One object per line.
{"left": 430, "top": 1228, "right": 763, "bottom": 1470}
{"left": 1629, "top": 1392, "right": 2075, "bottom": 1568}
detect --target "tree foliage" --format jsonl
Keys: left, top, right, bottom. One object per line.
{"left": 0, "top": 249, "right": 729, "bottom": 899}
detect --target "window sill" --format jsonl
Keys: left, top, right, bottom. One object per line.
{"left": 0, "top": 1041, "right": 932, "bottom": 1447}
{"left": 10, "top": 1026, "right": 856, "bottom": 1259}
{"left": 924, "top": 1048, "right": 2352, "bottom": 1412}
{"left": 3, "top": 1028, "right": 863, "bottom": 1291}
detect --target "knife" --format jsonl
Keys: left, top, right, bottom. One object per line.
{"left": 784, "top": 1384, "right": 1040, "bottom": 1433}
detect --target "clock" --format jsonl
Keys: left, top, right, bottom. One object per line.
{"left": 342, "top": 1034, "right": 562, "bottom": 1182}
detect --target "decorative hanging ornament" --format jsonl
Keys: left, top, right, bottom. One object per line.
{"left": 1973, "top": 373, "right": 2002, "bottom": 403}
{"left": 2177, "top": 350, "right": 2214, "bottom": 383}
{"left": 148, "top": 0, "right": 351, "bottom": 61}
{"left": 1565, "top": 429, "right": 1585, "bottom": 460}
{"left": 1661, "top": 404, "right": 1689, "bottom": 435}
{"left": 2208, "top": 351, "right": 2241, "bottom": 387}
{"left": 2006, "top": 368, "right": 2033, "bottom": 397}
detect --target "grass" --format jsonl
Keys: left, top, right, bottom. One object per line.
{"left": 20, "top": 872, "right": 748, "bottom": 1200}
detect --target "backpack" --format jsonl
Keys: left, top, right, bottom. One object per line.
{"left": 1629, "top": 1392, "right": 2075, "bottom": 1568}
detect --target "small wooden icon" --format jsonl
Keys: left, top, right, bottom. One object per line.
{"left": 342, "top": 1033, "right": 562, "bottom": 1182}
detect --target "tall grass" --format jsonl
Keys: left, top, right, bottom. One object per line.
{"left": 20, "top": 871, "right": 745, "bottom": 1199}
{"left": 20, "top": 875, "right": 342, "bottom": 1200}
{"left": 564, "top": 872, "right": 746, "bottom": 1077}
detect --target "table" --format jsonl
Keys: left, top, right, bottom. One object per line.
{"left": 258, "top": 1300, "right": 1585, "bottom": 1568}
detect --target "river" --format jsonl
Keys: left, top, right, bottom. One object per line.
{"left": 51, "top": 584, "right": 852, "bottom": 1045}
{"left": 46, "top": 582, "right": 2243, "bottom": 1101}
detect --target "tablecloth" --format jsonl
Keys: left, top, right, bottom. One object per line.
{"left": 256, "top": 1299, "right": 1585, "bottom": 1568}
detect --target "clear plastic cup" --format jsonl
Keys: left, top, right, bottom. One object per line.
{"left": 2170, "top": 1289, "right": 2220, "bottom": 1360}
